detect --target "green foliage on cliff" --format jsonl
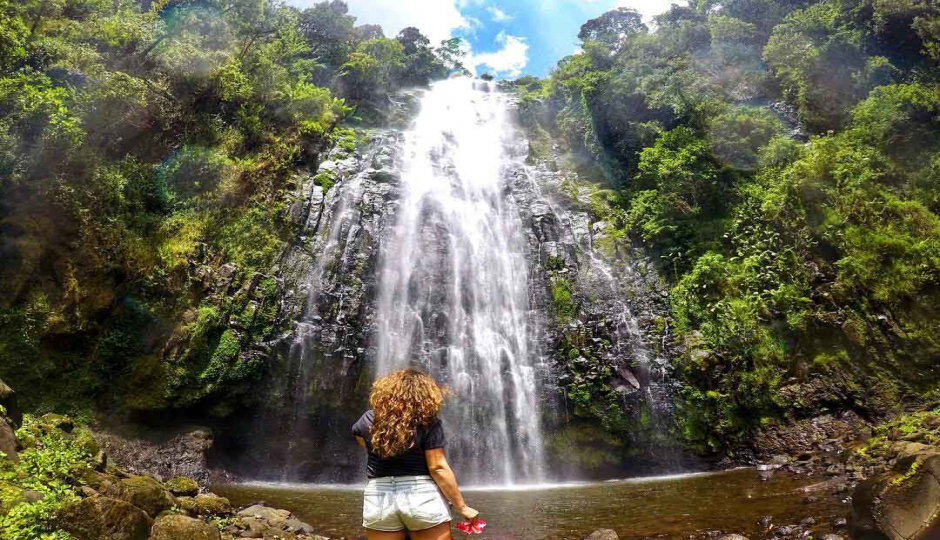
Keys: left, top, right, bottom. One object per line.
{"left": 0, "top": 1, "right": 454, "bottom": 415}
{"left": 514, "top": 0, "right": 940, "bottom": 453}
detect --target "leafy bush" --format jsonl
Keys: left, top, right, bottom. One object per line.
{"left": 0, "top": 415, "right": 92, "bottom": 540}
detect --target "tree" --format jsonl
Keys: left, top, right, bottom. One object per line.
{"left": 338, "top": 37, "right": 405, "bottom": 101}
{"left": 298, "top": 0, "right": 357, "bottom": 69}
{"left": 395, "top": 27, "right": 447, "bottom": 86}
{"left": 396, "top": 26, "right": 429, "bottom": 56}
{"left": 435, "top": 37, "right": 470, "bottom": 75}
{"left": 355, "top": 23, "right": 384, "bottom": 42}
{"left": 578, "top": 8, "right": 647, "bottom": 50}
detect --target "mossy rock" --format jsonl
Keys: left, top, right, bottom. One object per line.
{"left": 17, "top": 433, "right": 38, "bottom": 450}
{"left": 102, "top": 475, "right": 175, "bottom": 518}
{"left": 79, "top": 469, "right": 117, "bottom": 491}
{"left": 40, "top": 413, "right": 74, "bottom": 433}
{"left": 178, "top": 493, "right": 232, "bottom": 517}
{"left": 73, "top": 426, "right": 100, "bottom": 456}
{"left": 0, "top": 481, "right": 24, "bottom": 516}
{"left": 167, "top": 477, "right": 199, "bottom": 497}
{"left": 151, "top": 514, "right": 221, "bottom": 540}
{"left": 57, "top": 496, "right": 153, "bottom": 540}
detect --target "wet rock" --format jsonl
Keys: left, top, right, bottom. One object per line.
{"left": 820, "top": 535, "right": 844, "bottom": 540}
{"left": 851, "top": 453, "right": 940, "bottom": 540}
{"left": 582, "top": 529, "right": 619, "bottom": 540}
{"left": 800, "top": 517, "right": 816, "bottom": 526}
{"left": 803, "top": 495, "right": 819, "bottom": 504}
{"left": 718, "top": 535, "right": 750, "bottom": 540}
{"left": 167, "top": 477, "right": 200, "bottom": 497}
{"left": 235, "top": 504, "right": 319, "bottom": 537}
{"left": 57, "top": 496, "right": 153, "bottom": 540}
{"left": 833, "top": 517, "right": 848, "bottom": 528}
{"left": 774, "top": 525, "right": 798, "bottom": 537}
{"left": 101, "top": 475, "right": 176, "bottom": 518}
{"left": 759, "top": 516, "right": 774, "bottom": 528}
{"left": 151, "top": 514, "right": 221, "bottom": 540}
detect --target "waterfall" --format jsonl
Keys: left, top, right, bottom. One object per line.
{"left": 372, "top": 78, "right": 546, "bottom": 484}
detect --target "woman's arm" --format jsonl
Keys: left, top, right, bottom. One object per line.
{"left": 425, "top": 448, "right": 479, "bottom": 521}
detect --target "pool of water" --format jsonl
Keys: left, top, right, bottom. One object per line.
{"left": 213, "top": 469, "right": 848, "bottom": 539}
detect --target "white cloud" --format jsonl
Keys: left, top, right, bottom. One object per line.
{"left": 487, "top": 6, "right": 513, "bottom": 23}
{"left": 469, "top": 31, "right": 529, "bottom": 77}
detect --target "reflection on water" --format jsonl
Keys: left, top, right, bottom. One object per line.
{"left": 213, "top": 469, "right": 847, "bottom": 539}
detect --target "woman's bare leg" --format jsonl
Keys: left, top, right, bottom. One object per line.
{"left": 410, "top": 522, "right": 452, "bottom": 540}
{"left": 366, "top": 529, "right": 408, "bottom": 540}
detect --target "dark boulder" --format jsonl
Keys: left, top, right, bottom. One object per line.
{"left": 0, "top": 379, "right": 21, "bottom": 427}
{"left": 57, "top": 496, "right": 153, "bottom": 540}
{"left": 0, "top": 416, "right": 17, "bottom": 462}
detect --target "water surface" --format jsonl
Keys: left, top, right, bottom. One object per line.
{"left": 214, "top": 468, "right": 847, "bottom": 539}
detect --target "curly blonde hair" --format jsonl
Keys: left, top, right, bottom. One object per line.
{"left": 370, "top": 369, "right": 448, "bottom": 458}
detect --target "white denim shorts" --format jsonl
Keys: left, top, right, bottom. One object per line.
{"left": 362, "top": 475, "right": 452, "bottom": 532}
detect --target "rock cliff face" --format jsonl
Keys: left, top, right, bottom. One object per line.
{"left": 218, "top": 87, "right": 680, "bottom": 481}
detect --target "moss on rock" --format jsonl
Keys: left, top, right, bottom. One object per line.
{"left": 167, "top": 477, "right": 199, "bottom": 498}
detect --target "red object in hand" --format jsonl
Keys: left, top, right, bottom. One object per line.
{"left": 456, "top": 519, "right": 487, "bottom": 534}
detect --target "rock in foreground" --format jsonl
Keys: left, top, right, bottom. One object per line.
{"left": 57, "top": 496, "right": 153, "bottom": 540}
{"left": 582, "top": 529, "right": 619, "bottom": 540}
{"left": 851, "top": 450, "right": 940, "bottom": 540}
{"left": 151, "top": 515, "right": 221, "bottom": 540}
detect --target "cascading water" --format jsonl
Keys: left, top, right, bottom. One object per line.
{"left": 235, "top": 76, "right": 679, "bottom": 484}
{"left": 372, "top": 78, "right": 546, "bottom": 484}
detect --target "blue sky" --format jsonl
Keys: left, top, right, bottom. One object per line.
{"left": 287, "top": 0, "right": 682, "bottom": 78}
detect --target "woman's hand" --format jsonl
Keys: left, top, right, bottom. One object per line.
{"left": 458, "top": 505, "right": 480, "bottom": 521}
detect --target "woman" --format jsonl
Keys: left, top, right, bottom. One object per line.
{"left": 352, "top": 369, "right": 480, "bottom": 540}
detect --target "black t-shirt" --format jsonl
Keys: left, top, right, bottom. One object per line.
{"left": 352, "top": 410, "right": 446, "bottom": 478}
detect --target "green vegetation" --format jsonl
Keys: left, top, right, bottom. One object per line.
{"left": 512, "top": 0, "right": 940, "bottom": 453}
{"left": 857, "top": 406, "right": 940, "bottom": 462}
{"left": 0, "top": 415, "right": 93, "bottom": 539}
{"left": 0, "top": 0, "right": 460, "bottom": 416}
